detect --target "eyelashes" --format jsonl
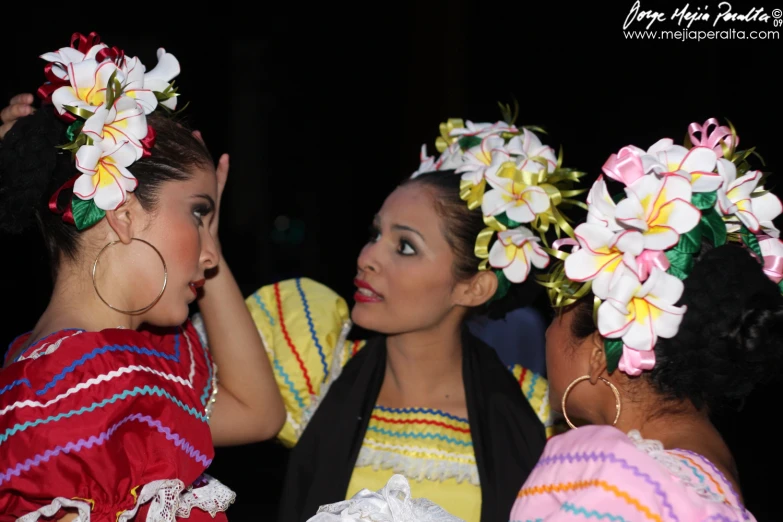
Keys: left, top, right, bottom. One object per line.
{"left": 367, "top": 225, "right": 416, "bottom": 256}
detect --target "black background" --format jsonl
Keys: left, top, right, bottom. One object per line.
{"left": 2, "top": 4, "right": 781, "bottom": 520}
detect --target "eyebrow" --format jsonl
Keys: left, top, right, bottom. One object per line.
{"left": 393, "top": 224, "right": 425, "bottom": 241}
{"left": 373, "top": 215, "right": 425, "bottom": 241}
{"left": 193, "top": 194, "right": 216, "bottom": 209}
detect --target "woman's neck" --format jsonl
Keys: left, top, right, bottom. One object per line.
{"left": 29, "top": 265, "right": 136, "bottom": 345}
{"left": 382, "top": 315, "right": 465, "bottom": 408}
{"left": 609, "top": 396, "right": 740, "bottom": 495}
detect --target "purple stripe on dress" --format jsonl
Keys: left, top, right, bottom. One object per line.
{"left": 0, "top": 413, "right": 210, "bottom": 486}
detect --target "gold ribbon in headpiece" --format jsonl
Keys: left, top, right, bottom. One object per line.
{"left": 436, "top": 119, "right": 465, "bottom": 153}
{"left": 535, "top": 259, "right": 593, "bottom": 308}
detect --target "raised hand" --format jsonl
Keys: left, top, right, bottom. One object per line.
{"left": 0, "top": 94, "right": 35, "bottom": 140}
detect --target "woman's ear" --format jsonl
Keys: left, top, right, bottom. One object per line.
{"left": 454, "top": 270, "right": 499, "bottom": 307}
{"left": 588, "top": 332, "right": 608, "bottom": 384}
{"left": 104, "top": 194, "right": 143, "bottom": 245}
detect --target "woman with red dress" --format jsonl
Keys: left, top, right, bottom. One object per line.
{"left": 0, "top": 32, "right": 284, "bottom": 521}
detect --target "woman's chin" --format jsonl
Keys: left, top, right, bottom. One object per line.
{"left": 145, "top": 303, "right": 189, "bottom": 329}
{"left": 351, "top": 305, "right": 394, "bottom": 335}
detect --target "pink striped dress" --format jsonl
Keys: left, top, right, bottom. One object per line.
{"left": 510, "top": 424, "right": 754, "bottom": 522}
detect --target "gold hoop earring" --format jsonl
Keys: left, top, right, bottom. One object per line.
{"left": 92, "top": 238, "right": 167, "bottom": 315}
{"left": 561, "top": 375, "right": 621, "bottom": 430}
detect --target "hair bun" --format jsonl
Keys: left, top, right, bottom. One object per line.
{"left": 726, "top": 292, "right": 783, "bottom": 378}
{"left": 0, "top": 105, "right": 69, "bottom": 234}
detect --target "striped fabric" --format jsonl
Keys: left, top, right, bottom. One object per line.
{"left": 240, "top": 277, "right": 555, "bottom": 522}
{"left": 510, "top": 425, "right": 755, "bottom": 522}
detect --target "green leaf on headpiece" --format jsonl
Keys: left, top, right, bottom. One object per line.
{"left": 673, "top": 225, "right": 702, "bottom": 254}
{"left": 65, "top": 121, "right": 84, "bottom": 142}
{"left": 63, "top": 104, "right": 96, "bottom": 120}
{"left": 740, "top": 224, "right": 763, "bottom": 259}
{"left": 611, "top": 191, "right": 625, "bottom": 204}
{"left": 700, "top": 208, "right": 727, "bottom": 247}
{"left": 154, "top": 81, "right": 180, "bottom": 102}
{"left": 159, "top": 100, "right": 190, "bottom": 117}
{"left": 523, "top": 125, "right": 548, "bottom": 135}
{"left": 691, "top": 191, "right": 717, "bottom": 210}
{"left": 71, "top": 197, "right": 106, "bottom": 231}
{"left": 104, "top": 70, "right": 124, "bottom": 109}
{"left": 604, "top": 338, "right": 623, "bottom": 373}
{"left": 495, "top": 213, "right": 523, "bottom": 229}
{"left": 497, "top": 100, "right": 519, "bottom": 125}
{"left": 488, "top": 269, "right": 512, "bottom": 304}
{"left": 458, "top": 135, "right": 482, "bottom": 151}
{"left": 778, "top": 279, "right": 783, "bottom": 294}
{"left": 665, "top": 249, "right": 693, "bottom": 280}
{"left": 57, "top": 131, "right": 91, "bottom": 155}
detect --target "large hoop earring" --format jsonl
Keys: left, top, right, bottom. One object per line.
{"left": 92, "top": 238, "right": 167, "bottom": 315}
{"left": 561, "top": 375, "right": 621, "bottom": 430}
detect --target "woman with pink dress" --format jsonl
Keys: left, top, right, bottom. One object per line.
{"left": 510, "top": 118, "right": 782, "bottom": 521}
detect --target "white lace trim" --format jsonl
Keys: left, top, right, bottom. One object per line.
{"left": 627, "top": 430, "right": 726, "bottom": 504}
{"left": 16, "top": 498, "right": 92, "bottom": 521}
{"left": 177, "top": 475, "right": 237, "bottom": 518}
{"left": 355, "top": 445, "right": 480, "bottom": 486}
{"left": 15, "top": 475, "right": 235, "bottom": 522}
{"left": 309, "top": 474, "right": 465, "bottom": 522}
{"left": 119, "top": 479, "right": 185, "bottom": 522}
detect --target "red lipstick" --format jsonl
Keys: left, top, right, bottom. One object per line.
{"left": 354, "top": 278, "right": 383, "bottom": 303}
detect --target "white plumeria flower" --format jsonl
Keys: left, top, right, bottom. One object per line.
{"left": 597, "top": 266, "right": 687, "bottom": 361}
{"left": 585, "top": 176, "right": 621, "bottom": 231}
{"left": 51, "top": 59, "right": 121, "bottom": 117}
{"left": 615, "top": 174, "right": 701, "bottom": 251}
{"left": 120, "top": 48, "right": 181, "bottom": 112}
{"left": 647, "top": 139, "right": 723, "bottom": 192}
{"left": 73, "top": 138, "right": 139, "bottom": 211}
{"left": 481, "top": 171, "right": 551, "bottom": 223}
{"left": 716, "top": 159, "right": 782, "bottom": 237}
{"left": 564, "top": 223, "right": 644, "bottom": 299}
{"left": 505, "top": 128, "right": 557, "bottom": 174}
{"left": 449, "top": 120, "right": 516, "bottom": 138}
{"left": 412, "top": 145, "right": 439, "bottom": 178}
{"left": 81, "top": 97, "right": 149, "bottom": 161}
{"left": 40, "top": 43, "right": 109, "bottom": 81}
{"left": 488, "top": 227, "right": 550, "bottom": 282}
{"left": 455, "top": 136, "right": 509, "bottom": 185}
{"left": 438, "top": 140, "right": 465, "bottom": 170}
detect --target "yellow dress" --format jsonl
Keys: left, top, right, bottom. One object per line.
{"left": 243, "top": 278, "right": 554, "bottom": 522}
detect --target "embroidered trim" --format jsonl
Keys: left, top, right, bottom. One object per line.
{"left": 355, "top": 444, "right": 480, "bottom": 486}
{"left": 627, "top": 430, "right": 726, "bottom": 504}
{"left": 18, "top": 331, "right": 84, "bottom": 362}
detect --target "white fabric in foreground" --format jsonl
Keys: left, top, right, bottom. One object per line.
{"left": 307, "top": 474, "right": 465, "bottom": 522}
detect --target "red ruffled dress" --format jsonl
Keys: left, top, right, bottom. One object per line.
{"left": 0, "top": 320, "right": 235, "bottom": 521}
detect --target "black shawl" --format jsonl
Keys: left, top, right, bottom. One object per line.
{"left": 276, "top": 329, "right": 546, "bottom": 522}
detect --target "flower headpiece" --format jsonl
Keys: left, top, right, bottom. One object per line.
{"left": 37, "top": 32, "right": 182, "bottom": 230}
{"left": 411, "top": 104, "right": 587, "bottom": 301}
{"left": 546, "top": 118, "right": 783, "bottom": 375}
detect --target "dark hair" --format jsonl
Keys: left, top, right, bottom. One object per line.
{"left": 402, "top": 170, "right": 541, "bottom": 317}
{"left": 568, "top": 242, "right": 783, "bottom": 412}
{"left": 0, "top": 105, "right": 213, "bottom": 275}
